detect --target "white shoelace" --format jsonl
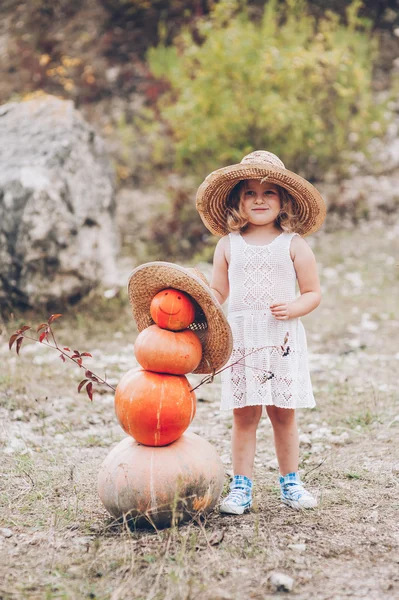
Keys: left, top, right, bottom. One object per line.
{"left": 226, "top": 488, "right": 251, "bottom": 505}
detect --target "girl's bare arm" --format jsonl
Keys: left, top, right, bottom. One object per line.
{"left": 210, "top": 236, "right": 230, "bottom": 305}
{"left": 270, "top": 235, "right": 321, "bottom": 320}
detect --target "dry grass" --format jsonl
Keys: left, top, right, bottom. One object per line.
{"left": 0, "top": 222, "right": 398, "bottom": 600}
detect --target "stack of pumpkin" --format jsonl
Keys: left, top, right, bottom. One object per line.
{"left": 98, "top": 287, "right": 226, "bottom": 528}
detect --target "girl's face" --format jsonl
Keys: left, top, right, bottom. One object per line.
{"left": 239, "top": 179, "right": 281, "bottom": 226}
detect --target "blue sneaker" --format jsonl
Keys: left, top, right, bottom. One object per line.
{"left": 280, "top": 472, "right": 317, "bottom": 510}
{"left": 220, "top": 475, "right": 253, "bottom": 515}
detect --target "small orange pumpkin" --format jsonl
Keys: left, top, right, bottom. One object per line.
{"left": 150, "top": 288, "right": 195, "bottom": 331}
{"left": 134, "top": 324, "right": 202, "bottom": 375}
{"left": 114, "top": 369, "right": 196, "bottom": 446}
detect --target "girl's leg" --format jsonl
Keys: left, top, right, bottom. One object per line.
{"left": 220, "top": 406, "right": 262, "bottom": 515}
{"left": 232, "top": 405, "right": 263, "bottom": 478}
{"left": 266, "top": 405, "right": 317, "bottom": 509}
{"left": 265, "top": 406, "right": 298, "bottom": 475}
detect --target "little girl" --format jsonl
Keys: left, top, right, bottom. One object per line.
{"left": 196, "top": 151, "right": 326, "bottom": 514}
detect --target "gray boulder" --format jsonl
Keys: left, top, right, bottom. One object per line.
{"left": 0, "top": 94, "right": 119, "bottom": 312}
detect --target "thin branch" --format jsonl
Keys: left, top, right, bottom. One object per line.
{"left": 190, "top": 341, "right": 288, "bottom": 392}
{"left": 9, "top": 325, "right": 116, "bottom": 394}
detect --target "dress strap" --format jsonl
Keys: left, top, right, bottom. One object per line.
{"left": 228, "top": 232, "right": 241, "bottom": 251}
{"left": 277, "top": 231, "right": 298, "bottom": 250}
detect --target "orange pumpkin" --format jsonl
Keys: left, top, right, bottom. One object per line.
{"left": 114, "top": 369, "right": 196, "bottom": 446}
{"left": 134, "top": 324, "right": 202, "bottom": 375}
{"left": 150, "top": 288, "right": 195, "bottom": 331}
{"left": 98, "top": 432, "right": 225, "bottom": 528}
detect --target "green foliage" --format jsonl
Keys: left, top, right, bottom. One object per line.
{"left": 147, "top": 0, "right": 387, "bottom": 178}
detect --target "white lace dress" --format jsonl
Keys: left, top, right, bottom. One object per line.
{"left": 220, "top": 231, "right": 315, "bottom": 410}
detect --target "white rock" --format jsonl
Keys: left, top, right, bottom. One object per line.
{"left": 306, "top": 423, "right": 318, "bottom": 432}
{"left": 266, "top": 458, "right": 279, "bottom": 471}
{"left": 269, "top": 571, "right": 295, "bottom": 592}
{"left": 344, "top": 272, "right": 363, "bottom": 288}
{"left": 311, "top": 443, "right": 326, "bottom": 455}
{"left": 3, "top": 437, "right": 28, "bottom": 455}
{"left": 311, "top": 427, "right": 332, "bottom": 440}
{"left": 329, "top": 431, "right": 350, "bottom": 445}
{"left": 323, "top": 267, "right": 338, "bottom": 279}
{"left": 103, "top": 288, "right": 118, "bottom": 299}
{"left": 368, "top": 511, "right": 379, "bottom": 524}
{"left": 0, "top": 528, "right": 13, "bottom": 538}
{"left": 12, "top": 409, "right": 24, "bottom": 421}
{"left": 299, "top": 433, "right": 312, "bottom": 447}
{"left": 288, "top": 543, "right": 306, "bottom": 552}
{"left": 220, "top": 454, "right": 231, "bottom": 465}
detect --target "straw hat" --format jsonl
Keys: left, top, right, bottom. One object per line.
{"left": 196, "top": 151, "right": 326, "bottom": 236}
{"left": 128, "top": 262, "right": 233, "bottom": 375}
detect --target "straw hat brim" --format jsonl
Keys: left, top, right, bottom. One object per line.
{"left": 128, "top": 262, "right": 233, "bottom": 375}
{"left": 196, "top": 162, "right": 326, "bottom": 236}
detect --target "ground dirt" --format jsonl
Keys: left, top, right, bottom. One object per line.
{"left": 0, "top": 222, "right": 398, "bottom": 600}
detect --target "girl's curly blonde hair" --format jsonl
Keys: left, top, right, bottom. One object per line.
{"left": 225, "top": 179, "right": 301, "bottom": 233}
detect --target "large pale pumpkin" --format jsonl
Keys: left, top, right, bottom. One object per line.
{"left": 98, "top": 432, "right": 225, "bottom": 528}
{"left": 150, "top": 288, "right": 195, "bottom": 331}
{"left": 114, "top": 369, "right": 196, "bottom": 446}
{"left": 134, "top": 324, "right": 202, "bottom": 375}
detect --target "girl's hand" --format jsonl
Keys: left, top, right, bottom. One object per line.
{"left": 270, "top": 303, "right": 292, "bottom": 320}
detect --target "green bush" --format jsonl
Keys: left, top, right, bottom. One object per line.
{"left": 147, "top": 0, "right": 387, "bottom": 179}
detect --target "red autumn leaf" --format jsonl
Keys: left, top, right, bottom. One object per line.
{"left": 73, "top": 350, "right": 81, "bottom": 356}
{"left": 16, "top": 337, "right": 23, "bottom": 355}
{"left": 59, "top": 354, "right": 66, "bottom": 363}
{"left": 37, "top": 323, "right": 48, "bottom": 332}
{"left": 19, "top": 326, "right": 31, "bottom": 333}
{"left": 63, "top": 347, "right": 71, "bottom": 352}
{"left": 78, "top": 379, "right": 88, "bottom": 393}
{"left": 86, "top": 382, "right": 93, "bottom": 401}
{"left": 85, "top": 370, "right": 99, "bottom": 383}
{"left": 39, "top": 331, "right": 48, "bottom": 343}
{"left": 80, "top": 352, "right": 92, "bottom": 358}
{"left": 77, "top": 358, "right": 83, "bottom": 366}
{"left": 8, "top": 333, "right": 19, "bottom": 350}
{"left": 48, "top": 314, "right": 63, "bottom": 324}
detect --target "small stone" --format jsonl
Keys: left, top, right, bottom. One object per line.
{"left": 266, "top": 458, "right": 279, "bottom": 471}
{"left": 310, "top": 443, "right": 326, "bottom": 455}
{"left": 269, "top": 571, "right": 295, "bottom": 592}
{"left": 0, "top": 528, "right": 13, "bottom": 538}
{"left": 12, "top": 409, "right": 24, "bottom": 421}
{"left": 288, "top": 543, "right": 306, "bottom": 553}
{"left": 368, "top": 511, "right": 379, "bottom": 524}
{"left": 220, "top": 454, "right": 231, "bottom": 465}
{"left": 311, "top": 426, "right": 332, "bottom": 440}
{"left": 3, "top": 437, "right": 28, "bottom": 455}
{"left": 305, "top": 423, "right": 318, "bottom": 432}
{"left": 103, "top": 288, "right": 118, "bottom": 299}
{"left": 388, "top": 415, "right": 399, "bottom": 427}
{"left": 87, "top": 415, "right": 101, "bottom": 425}
{"left": 299, "top": 433, "right": 311, "bottom": 447}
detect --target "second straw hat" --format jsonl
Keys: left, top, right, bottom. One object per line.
{"left": 128, "top": 262, "right": 233, "bottom": 375}
{"left": 196, "top": 150, "right": 326, "bottom": 237}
